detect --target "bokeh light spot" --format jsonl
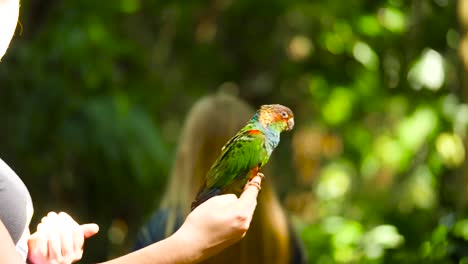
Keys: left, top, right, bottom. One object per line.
{"left": 408, "top": 49, "right": 445, "bottom": 91}
{"left": 353, "top": 41, "right": 379, "bottom": 70}
{"left": 287, "top": 35, "right": 313, "bottom": 62}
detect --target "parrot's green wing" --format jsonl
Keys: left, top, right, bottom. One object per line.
{"left": 191, "top": 128, "right": 269, "bottom": 209}
{"left": 207, "top": 129, "right": 267, "bottom": 188}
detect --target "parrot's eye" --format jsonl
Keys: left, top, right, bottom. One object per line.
{"left": 280, "top": 111, "right": 288, "bottom": 118}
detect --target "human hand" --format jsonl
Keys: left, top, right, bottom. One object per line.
{"left": 27, "top": 212, "right": 99, "bottom": 264}
{"left": 172, "top": 174, "right": 263, "bottom": 262}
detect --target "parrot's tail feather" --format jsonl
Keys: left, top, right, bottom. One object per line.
{"left": 190, "top": 187, "right": 221, "bottom": 211}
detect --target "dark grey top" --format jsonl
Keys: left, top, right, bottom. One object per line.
{"left": 0, "top": 158, "right": 32, "bottom": 258}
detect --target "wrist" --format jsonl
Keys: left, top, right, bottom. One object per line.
{"left": 169, "top": 229, "right": 206, "bottom": 264}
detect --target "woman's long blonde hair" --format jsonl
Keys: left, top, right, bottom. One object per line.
{"left": 161, "top": 92, "right": 291, "bottom": 264}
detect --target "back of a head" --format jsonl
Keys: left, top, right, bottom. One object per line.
{"left": 163, "top": 92, "right": 292, "bottom": 264}
{"left": 0, "top": 0, "right": 20, "bottom": 61}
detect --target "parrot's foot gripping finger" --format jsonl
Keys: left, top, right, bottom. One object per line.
{"left": 256, "top": 172, "right": 265, "bottom": 180}
{"left": 247, "top": 181, "right": 262, "bottom": 191}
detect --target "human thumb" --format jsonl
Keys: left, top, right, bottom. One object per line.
{"left": 80, "top": 223, "right": 99, "bottom": 238}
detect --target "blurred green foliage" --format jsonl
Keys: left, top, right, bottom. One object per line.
{"left": 0, "top": 0, "right": 465, "bottom": 263}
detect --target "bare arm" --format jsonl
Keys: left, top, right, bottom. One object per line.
{"left": 0, "top": 220, "right": 26, "bottom": 263}
{"left": 101, "top": 175, "right": 263, "bottom": 264}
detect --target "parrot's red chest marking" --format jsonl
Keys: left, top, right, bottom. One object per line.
{"left": 248, "top": 129, "right": 261, "bottom": 135}
{"left": 250, "top": 166, "right": 260, "bottom": 180}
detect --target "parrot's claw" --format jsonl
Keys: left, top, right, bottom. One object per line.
{"left": 247, "top": 180, "right": 262, "bottom": 191}
{"left": 256, "top": 172, "right": 265, "bottom": 180}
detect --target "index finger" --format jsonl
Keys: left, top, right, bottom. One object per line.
{"left": 238, "top": 175, "right": 263, "bottom": 211}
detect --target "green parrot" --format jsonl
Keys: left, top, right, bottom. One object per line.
{"left": 191, "top": 104, "right": 295, "bottom": 210}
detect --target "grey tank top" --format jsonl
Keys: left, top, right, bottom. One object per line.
{"left": 0, "top": 158, "right": 32, "bottom": 257}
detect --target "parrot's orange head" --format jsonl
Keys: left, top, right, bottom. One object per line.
{"left": 257, "top": 104, "right": 294, "bottom": 132}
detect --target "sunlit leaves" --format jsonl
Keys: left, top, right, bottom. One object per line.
{"left": 316, "top": 162, "right": 352, "bottom": 201}
{"left": 321, "top": 87, "right": 355, "bottom": 125}
{"left": 397, "top": 107, "right": 438, "bottom": 151}
{"left": 298, "top": 1, "right": 458, "bottom": 260}
{"left": 356, "top": 15, "right": 382, "bottom": 37}
{"left": 301, "top": 217, "right": 404, "bottom": 262}
{"left": 421, "top": 225, "right": 449, "bottom": 260}
{"left": 322, "top": 32, "right": 346, "bottom": 55}
{"left": 408, "top": 49, "right": 445, "bottom": 91}
{"left": 361, "top": 154, "right": 380, "bottom": 180}
{"left": 352, "top": 42, "right": 379, "bottom": 70}
{"left": 436, "top": 133, "right": 465, "bottom": 167}
{"left": 320, "top": 21, "right": 353, "bottom": 55}
{"left": 454, "top": 219, "right": 468, "bottom": 240}
{"left": 441, "top": 94, "right": 468, "bottom": 135}
{"left": 399, "top": 166, "right": 437, "bottom": 212}
{"left": 378, "top": 7, "right": 407, "bottom": 33}
{"left": 321, "top": 217, "right": 363, "bottom": 262}
{"left": 362, "top": 225, "right": 404, "bottom": 259}
{"left": 374, "top": 135, "right": 408, "bottom": 171}
{"left": 303, "top": 2, "right": 457, "bottom": 257}
{"left": 330, "top": 220, "right": 362, "bottom": 262}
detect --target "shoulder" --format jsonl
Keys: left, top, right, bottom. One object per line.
{"left": 0, "top": 158, "right": 33, "bottom": 260}
{"left": 0, "top": 158, "right": 31, "bottom": 203}
{"left": 222, "top": 129, "right": 265, "bottom": 151}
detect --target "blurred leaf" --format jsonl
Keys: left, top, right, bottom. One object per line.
{"left": 316, "top": 162, "right": 352, "bottom": 200}
{"left": 436, "top": 133, "right": 465, "bottom": 168}
{"left": 397, "top": 106, "right": 438, "bottom": 151}
{"left": 378, "top": 7, "right": 407, "bottom": 33}
{"left": 454, "top": 219, "right": 468, "bottom": 240}
{"left": 352, "top": 42, "right": 379, "bottom": 70}
{"left": 321, "top": 87, "right": 355, "bottom": 125}
{"left": 356, "top": 15, "right": 383, "bottom": 36}
{"left": 408, "top": 49, "right": 445, "bottom": 91}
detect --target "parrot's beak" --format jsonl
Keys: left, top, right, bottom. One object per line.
{"left": 287, "top": 118, "right": 295, "bottom": 131}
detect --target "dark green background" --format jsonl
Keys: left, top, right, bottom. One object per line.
{"left": 0, "top": 0, "right": 465, "bottom": 263}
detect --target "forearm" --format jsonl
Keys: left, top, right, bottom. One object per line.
{"left": 100, "top": 233, "right": 204, "bottom": 264}
{"left": 0, "top": 220, "right": 26, "bottom": 264}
